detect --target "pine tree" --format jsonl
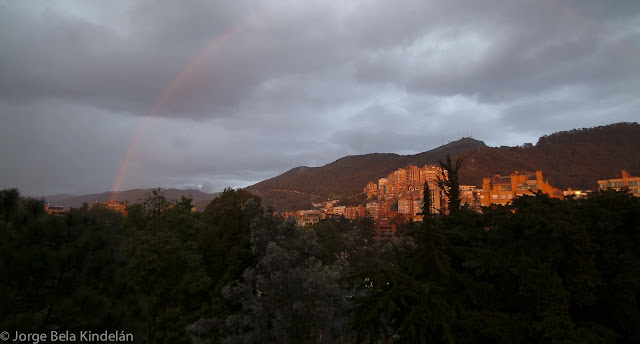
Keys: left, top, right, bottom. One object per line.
{"left": 437, "top": 154, "right": 462, "bottom": 214}
{"left": 419, "top": 180, "right": 431, "bottom": 217}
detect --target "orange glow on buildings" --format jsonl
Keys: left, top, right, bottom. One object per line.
{"left": 597, "top": 170, "right": 640, "bottom": 196}
{"left": 363, "top": 164, "right": 446, "bottom": 218}
{"left": 93, "top": 200, "right": 128, "bottom": 215}
{"left": 478, "top": 171, "right": 563, "bottom": 206}
{"left": 44, "top": 204, "right": 68, "bottom": 216}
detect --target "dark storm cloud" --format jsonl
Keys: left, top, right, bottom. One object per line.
{"left": 353, "top": 0, "right": 640, "bottom": 102}
{"left": 0, "top": 99, "right": 139, "bottom": 195}
{"left": 1, "top": 0, "right": 638, "bottom": 195}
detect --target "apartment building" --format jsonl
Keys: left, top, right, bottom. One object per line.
{"left": 366, "top": 201, "right": 381, "bottom": 220}
{"left": 597, "top": 170, "right": 640, "bottom": 196}
{"left": 478, "top": 170, "right": 563, "bottom": 206}
{"left": 44, "top": 204, "right": 67, "bottom": 216}
{"left": 398, "top": 199, "right": 413, "bottom": 215}
{"left": 364, "top": 164, "right": 446, "bottom": 215}
{"left": 460, "top": 185, "right": 481, "bottom": 210}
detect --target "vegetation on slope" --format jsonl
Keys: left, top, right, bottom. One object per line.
{"left": 248, "top": 122, "right": 640, "bottom": 211}
{"left": 246, "top": 138, "right": 486, "bottom": 210}
{"left": 459, "top": 122, "right": 640, "bottom": 189}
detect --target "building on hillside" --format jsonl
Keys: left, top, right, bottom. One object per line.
{"left": 330, "top": 205, "right": 345, "bottom": 215}
{"left": 299, "top": 211, "right": 326, "bottom": 226}
{"left": 366, "top": 201, "right": 381, "bottom": 220}
{"left": 381, "top": 200, "right": 397, "bottom": 214}
{"left": 364, "top": 182, "right": 378, "bottom": 198}
{"left": 378, "top": 178, "right": 390, "bottom": 197}
{"left": 280, "top": 211, "right": 299, "bottom": 221}
{"left": 389, "top": 168, "right": 407, "bottom": 183}
{"left": 398, "top": 199, "right": 413, "bottom": 215}
{"left": 364, "top": 164, "right": 446, "bottom": 216}
{"left": 412, "top": 199, "right": 424, "bottom": 217}
{"left": 597, "top": 170, "right": 640, "bottom": 196}
{"left": 421, "top": 165, "right": 443, "bottom": 184}
{"left": 408, "top": 165, "right": 422, "bottom": 183}
{"left": 325, "top": 213, "right": 342, "bottom": 220}
{"left": 343, "top": 206, "right": 356, "bottom": 219}
{"left": 460, "top": 185, "right": 480, "bottom": 210}
{"left": 358, "top": 204, "right": 367, "bottom": 219}
{"left": 93, "top": 200, "right": 128, "bottom": 215}
{"left": 376, "top": 212, "right": 411, "bottom": 236}
{"left": 343, "top": 204, "right": 366, "bottom": 220}
{"left": 44, "top": 204, "right": 67, "bottom": 216}
{"left": 478, "top": 170, "right": 563, "bottom": 206}
{"left": 563, "top": 188, "right": 591, "bottom": 199}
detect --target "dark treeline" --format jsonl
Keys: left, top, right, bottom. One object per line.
{"left": 1, "top": 186, "right": 639, "bottom": 343}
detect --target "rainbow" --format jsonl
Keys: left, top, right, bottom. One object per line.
{"left": 110, "top": 13, "right": 260, "bottom": 200}
{"left": 109, "top": 2, "right": 622, "bottom": 201}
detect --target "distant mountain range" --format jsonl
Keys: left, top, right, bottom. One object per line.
{"left": 42, "top": 188, "right": 219, "bottom": 211}
{"left": 40, "top": 122, "right": 640, "bottom": 212}
{"left": 246, "top": 122, "right": 640, "bottom": 210}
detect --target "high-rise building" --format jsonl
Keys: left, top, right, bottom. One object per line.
{"left": 365, "top": 164, "right": 447, "bottom": 215}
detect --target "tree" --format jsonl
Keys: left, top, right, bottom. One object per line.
{"left": 220, "top": 213, "right": 350, "bottom": 343}
{"left": 0, "top": 188, "right": 20, "bottom": 225}
{"left": 312, "top": 220, "right": 346, "bottom": 265}
{"left": 122, "top": 189, "right": 210, "bottom": 343}
{"left": 419, "top": 180, "right": 431, "bottom": 218}
{"left": 0, "top": 189, "right": 145, "bottom": 335}
{"left": 201, "top": 188, "right": 261, "bottom": 286}
{"left": 437, "top": 154, "right": 463, "bottom": 214}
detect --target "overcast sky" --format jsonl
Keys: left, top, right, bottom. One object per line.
{"left": 1, "top": 0, "right": 639, "bottom": 196}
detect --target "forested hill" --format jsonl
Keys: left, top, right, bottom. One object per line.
{"left": 247, "top": 122, "right": 640, "bottom": 211}
{"left": 245, "top": 137, "right": 487, "bottom": 210}
{"left": 459, "top": 122, "right": 640, "bottom": 190}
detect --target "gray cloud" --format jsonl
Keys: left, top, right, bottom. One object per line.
{"left": 1, "top": 0, "right": 638, "bottom": 196}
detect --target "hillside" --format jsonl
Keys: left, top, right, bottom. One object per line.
{"left": 459, "top": 122, "right": 640, "bottom": 189}
{"left": 247, "top": 122, "right": 640, "bottom": 211}
{"left": 246, "top": 138, "right": 487, "bottom": 210}
{"left": 42, "top": 188, "right": 218, "bottom": 210}
{"left": 38, "top": 123, "right": 640, "bottom": 212}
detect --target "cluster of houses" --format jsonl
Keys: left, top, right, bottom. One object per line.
{"left": 282, "top": 167, "right": 640, "bottom": 236}
{"left": 44, "top": 168, "right": 640, "bottom": 236}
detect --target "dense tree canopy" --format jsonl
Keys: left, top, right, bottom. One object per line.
{"left": 0, "top": 189, "right": 145, "bottom": 336}
{"left": 2, "top": 186, "right": 639, "bottom": 343}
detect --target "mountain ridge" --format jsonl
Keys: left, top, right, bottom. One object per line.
{"left": 34, "top": 122, "right": 640, "bottom": 212}
{"left": 41, "top": 188, "right": 219, "bottom": 211}
{"left": 245, "top": 137, "right": 488, "bottom": 209}
{"left": 246, "top": 122, "right": 640, "bottom": 210}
